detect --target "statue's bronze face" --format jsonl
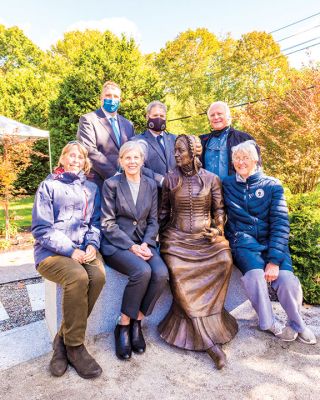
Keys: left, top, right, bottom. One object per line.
{"left": 174, "top": 138, "right": 192, "bottom": 168}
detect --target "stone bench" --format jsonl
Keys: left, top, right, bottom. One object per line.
{"left": 45, "top": 265, "right": 247, "bottom": 339}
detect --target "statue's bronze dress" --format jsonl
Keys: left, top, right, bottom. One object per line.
{"left": 158, "top": 168, "right": 238, "bottom": 350}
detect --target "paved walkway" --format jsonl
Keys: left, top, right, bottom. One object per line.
{"left": 0, "top": 249, "right": 39, "bottom": 284}
{"left": 0, "top": 249, "right": 44, "bottom": 335}
{"left": 0, "top": 249, "right": 319, "bottom": 400}
{"left": 0, "top": 249, "right": 49, "bottom": 370}
{"left": 0, "top": 301, "right": 319, "bottom": 400}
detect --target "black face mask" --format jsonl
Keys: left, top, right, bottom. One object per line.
{"left": 147, "top": 117, "right": 166, "bottom": 132}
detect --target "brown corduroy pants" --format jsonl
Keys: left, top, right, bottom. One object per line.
{"left": 38, "top": 252, "right": 106, "bottom": 346}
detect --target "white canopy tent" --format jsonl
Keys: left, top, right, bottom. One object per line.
{"left": 0, "top": 115, "right": 52, "bottom": 172}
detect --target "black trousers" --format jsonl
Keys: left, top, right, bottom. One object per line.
{"left": 104, "top": 247, "right": 168, "bottom": 319}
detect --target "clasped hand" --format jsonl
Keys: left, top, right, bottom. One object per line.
{"left": 203, "top": 227, "right": 221, "bottom": 242}
{"left": 130, "top": 242, "right": 153, "bottom": 260}
{"left": 71, "top": 245, "right": 96, "bottom": 264}
{"left": 264, "top": 262, "right": 279, "bottom": 282}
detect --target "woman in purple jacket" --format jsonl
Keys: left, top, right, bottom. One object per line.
{"left": 32, "top": 141, "right": 106, "bottom": 379}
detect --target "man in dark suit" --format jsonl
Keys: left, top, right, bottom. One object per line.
{"left": 200, "top": 101, "right": 261, "bottom": 179}
{"left": 132, "top": 101, "right": 176, "bottom": 188}
{"left": 77, "top": 80, "right": 135, "bottom": 189}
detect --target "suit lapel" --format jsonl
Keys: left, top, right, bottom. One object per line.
{"left": 119, "top": 174, "right": 138, "bottom": 219}
{"left": 96, "top": 108, "right": 120, "bottom": 148}
{"left": 145, "top": 130, "right": 166, "bottom": 164}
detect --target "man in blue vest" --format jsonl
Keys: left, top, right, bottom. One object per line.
{"left": 200, "top": 101, "right": 261, "bottom": 179}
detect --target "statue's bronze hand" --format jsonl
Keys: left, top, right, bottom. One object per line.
{"left": 194, "top": 136, "right": 202, "bottom": 157}
{"left": 203, "top": 227, "right": 220, "bottom": 242}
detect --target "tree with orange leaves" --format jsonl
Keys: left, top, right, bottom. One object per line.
{"left": 0, "top": 136, "right": 34, "bottom": 240}
{"left": 238, "top": 69, "right": 320, "bottom": 194}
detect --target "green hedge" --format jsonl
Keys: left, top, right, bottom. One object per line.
{"left": 287, "top": 190, "right": 320, "bottom": 305}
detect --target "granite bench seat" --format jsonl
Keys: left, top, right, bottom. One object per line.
{"left": 45, "top": 265, "right": 247, "bottom": 339}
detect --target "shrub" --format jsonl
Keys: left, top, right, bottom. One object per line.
{"left": 287, "top": 191, "right": 320, "bottom": 305}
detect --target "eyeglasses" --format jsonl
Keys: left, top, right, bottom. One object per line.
{"left": 233, "top": 156, "right": 251, "bottom": 163}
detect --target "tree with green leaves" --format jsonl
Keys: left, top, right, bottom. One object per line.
{"left": 156, "top": 29, "right": 291, "bottom": 136}
{"left": 49, "top": 30, "right": 165, "bottom": 162}
{"left": 0, "top": 25, "right": 63, "bottom": 192}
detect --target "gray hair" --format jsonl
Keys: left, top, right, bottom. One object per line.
{"left": 231, "top": 140, "right": 259, "bottom": 162}
{"left": 207, "top": 101, "right": 232, "bottom": 124}
{"left": 146, "top": 100, "right": 167, "bottom": 116}
{"left": 119, "top": 140, "right": 147, "bottom": 162}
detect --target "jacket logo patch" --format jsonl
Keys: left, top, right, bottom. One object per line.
{"left": 255, "top": 189, "right": 264, "bottom": 198}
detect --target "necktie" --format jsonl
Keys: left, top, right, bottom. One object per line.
{"left": 156, "top": 135, "right": 166, "bottom": 156}
{"left": 110, "top": 117, "right": 121, "bottom": 146}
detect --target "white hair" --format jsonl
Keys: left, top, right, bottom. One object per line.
{"left": 119, "top": 140, "right": 147, "bottom": 161}
{"left": 231, "top": 140, "right": 259, "bottom": 162}
{"left": 207, "top": 101, "right": 232, "bottom": 124}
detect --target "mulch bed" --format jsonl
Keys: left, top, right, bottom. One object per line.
{"left": 0, "top": 277, "right": 45, "bottom": 332}
{"left": 0, "top": 231, "right": 34, "bottom": 253}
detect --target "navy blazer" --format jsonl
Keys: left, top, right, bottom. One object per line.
{"left": 132, "top": 130, "right": 176, "bottom": 187}
{"left": 77, "top": 108, "right": 135, "bottom": 187}
{"left": 100, "top": 173, "right": 158, "bottom": 256}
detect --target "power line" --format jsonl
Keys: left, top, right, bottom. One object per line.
{"left": 281, "top": 36, "right": 320, "bottom": 52}
{"left": 277, "top": 24, "right": 320, "bottom": 43}
{"left": 167, "top": 85, "right": 318, "bottom": 123}
{"left": 268, "top": 12, "right": 320, "bottom": 34}
{"left": 283, "top": 40, "right": 320, "bottom": 56}
{"left": 159, "top": 15, "right": 320, "bottom": 92}
{"left": 210, "top": 40, "right": 320, "bottom": 82}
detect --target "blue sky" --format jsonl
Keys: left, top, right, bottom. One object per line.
{"left": 1, "top": 0, "right": 320, "bottom": 67}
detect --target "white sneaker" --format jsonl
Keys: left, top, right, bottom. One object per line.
{"left": 266, "top": 321, "right": 284, "bottom": 336}
{"left": 275, "top": 325, "right": 298, "bottom": 341}
{"left": 297, "top": 327, "right": 317, "bottom": 345}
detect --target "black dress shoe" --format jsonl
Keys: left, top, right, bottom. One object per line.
{"left": 114, "top": 324, "right": 132, "bottom": 360}
{"left": 130, "top": 319, "right": 146, "bottom": 354}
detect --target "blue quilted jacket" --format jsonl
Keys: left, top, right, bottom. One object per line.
{"left": 222, "top": 171, "right": 291, "bottom": 266}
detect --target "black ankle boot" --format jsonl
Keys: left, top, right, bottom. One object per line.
{"left": 130, "top": 319, "right": 146, "bottom": 354}
{"left": 114, "top": 324, "right": 132, "bottom": 360}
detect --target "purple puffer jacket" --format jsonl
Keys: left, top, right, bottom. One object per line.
{"left": 32, "top": 170, "right": 101, "bottom": 266}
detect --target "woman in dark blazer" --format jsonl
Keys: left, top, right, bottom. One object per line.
{"left": 100, "top": 140, "right": 168, "bottom": 360}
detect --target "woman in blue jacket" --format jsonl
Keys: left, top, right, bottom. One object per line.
{"left": 223, "top": 140, "right": 316, "bottom": 344}
{"left": 32, "top": 141, "right": 106, "bottom": 379}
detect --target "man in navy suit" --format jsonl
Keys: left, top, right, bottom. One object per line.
{"left": 77, "top": 81, "right": 135, "bottom": 189}
{"left": 132, "top": 101, "right": 176, "bottom": 189}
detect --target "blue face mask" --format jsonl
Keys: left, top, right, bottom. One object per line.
{"left": 103, "top": 98, "right": 120, "bottom": 113}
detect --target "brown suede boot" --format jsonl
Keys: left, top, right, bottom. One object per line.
{"left": 49, "top": 333, "right": 68, "bottom": 377}
{"left": 66, "top": 344, "right": 102, "bottom": 379}
{"left": 206, "top": 344, "right": 227, "bottom": 370}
